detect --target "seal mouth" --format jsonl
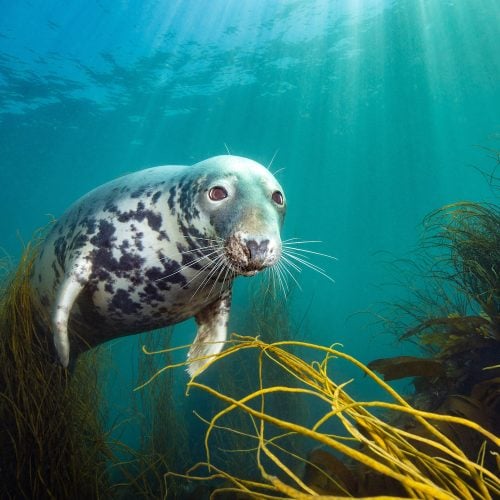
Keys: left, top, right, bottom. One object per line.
{"left": 224, "top": 234, "right": 279, "bottom": 276}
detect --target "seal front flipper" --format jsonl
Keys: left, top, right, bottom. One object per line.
{"left": 187, "top": 291, "right": 232, "bottom": 377}
{"left": 52, "top": 263, "right": 91, "bottom": 368}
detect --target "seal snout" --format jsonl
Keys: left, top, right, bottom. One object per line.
{"left": 225, "top": 233, "right": 281, "bottom": 276}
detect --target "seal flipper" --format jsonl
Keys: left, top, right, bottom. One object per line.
{"left": 187, "top": 290, "right": 232, "bottom": 377}
{"left": 52, "top": 264, "right": 90, "bottom": 367}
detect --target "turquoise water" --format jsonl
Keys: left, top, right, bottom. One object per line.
{"left": 1, "top": 0, "right": 499, "bottom": 492}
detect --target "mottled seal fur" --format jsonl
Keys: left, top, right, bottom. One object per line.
{"left": 30, "top": 155, "right": 286, "bottom": 375}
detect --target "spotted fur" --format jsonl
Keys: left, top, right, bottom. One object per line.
{"left": 31, "top": 155, "right": 286, "bottom": 375}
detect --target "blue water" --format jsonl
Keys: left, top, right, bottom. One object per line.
{"left": 1, "top": 0, "right": 499, "bottom": 486}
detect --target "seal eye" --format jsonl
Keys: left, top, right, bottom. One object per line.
{"left": 272, "top": 190, "right": 284, "bottom": 206}
{"left": 208, "top": 186, "right": 228, "bottom": 201}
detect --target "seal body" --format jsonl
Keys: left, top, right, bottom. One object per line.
{"left": 30, "top": 155, "right": 286, "bottom": 375}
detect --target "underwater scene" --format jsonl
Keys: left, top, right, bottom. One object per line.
{"left": 0, "top": 1, "right": 499, "bottom": 498}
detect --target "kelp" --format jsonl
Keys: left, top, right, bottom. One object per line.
{"left": 140, "top": 335, "right": 499, "bottom": 499}
{"left": 0, "top": 231, "right": 112, "bottom": 498}
{"left": 367, "top": 356, "right": 444, "bottom": 382}
{"left": 371, "top": 195, "right": 499, "bottom": 411}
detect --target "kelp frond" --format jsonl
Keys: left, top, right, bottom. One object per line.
{"left": 142, "top": 335, "right": 500, "bottom": 499}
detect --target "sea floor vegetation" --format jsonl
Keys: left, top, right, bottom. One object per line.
{"left": 0, "top": 232, "right": 111, "bottom": 498}
{"left": 139, "top": 334, "right": 499, "bottom": 499}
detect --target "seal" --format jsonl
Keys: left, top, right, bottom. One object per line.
{"left": 30, "top": 155, "right": 286, "bottom": 375}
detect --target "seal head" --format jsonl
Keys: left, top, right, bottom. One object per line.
{"left": 191, "top": 155, "right": 285, "bottom": 275}
{"left": 30, "top": 155, "right": 286, "bottom": 375}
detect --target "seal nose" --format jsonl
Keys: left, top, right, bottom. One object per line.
{"left": 246, "top": 239, "right": 269, "bottom": 264}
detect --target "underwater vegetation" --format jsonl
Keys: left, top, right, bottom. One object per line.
{"left": 1, "top": 169, "right": 498, "bottom": 498}
{"left": 143, "top": 335, "right": 498, "bottom": 499}
{"left": 0, "top": 230, "right": 111, "bottom": 498}
{"left": 368, "top": 196, "right": 499, "bottom": 433}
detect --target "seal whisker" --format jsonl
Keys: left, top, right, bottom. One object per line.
{"left": 158, "top": 245, "right": 220, "bottom": 261}
{"left": 179, "top": 244, "right": 222, "bottom": 255}
{"left": 155, "top": 248, "right": 222, "bottom": 283}
{"left": 282, "top": 251, "right": 336, "bottom": 284}
{"left": 275, "top": 261, "right": 290, "bottom": 296}
{"left": 186, "top": 256, "right": 223, "bottom": 289}
{"left": 270, "top": 267, "right": 279, "bottom": 297}
{"left": 220, "top": 262, "right": 233, "bottom": 295}
{"left": 282, "top": 246, "right": 338, "bottom": 261}
{"left": 270, "top": 265, "right": 285, "bottom": 298}
{"left": 280, "top": 254, "right": 302, "bottom": 273}
{"left": 191, "top": 236, "right": 225, "bottom": 243}
{"left": 267, "top": 149, "right": 279, "bottom": 171}
{"left": 263, "top": 268, "right": 273, "bottom": 296}
{"left": 190, "top": 253, "right": 227, "bottom": 298}
{"left": 278, "top": 258, "right": 303, "bottom": 291}
{"left": 269, "top": 266, "right": 281, "bottom": 297}
{"left": 186, "top": 250, "right": 225, "bottom": 289}
{"left": 206, "top": 256, "right": 231, "bottom": 299}
{"left": 282, "top": 250, "right": 326, "bottom": 271}
{"left": 278, "top": 263, "right": 291, "bottom": 296}
{"left": 191, "top": 261, "right": 226, "bottom": 300}
{"left": 282, "top": 238, "right": 322, "bottom": 245}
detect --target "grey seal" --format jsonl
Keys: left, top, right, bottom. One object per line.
{"left": 30, "top": 155, "right": 286, "bottom": 375}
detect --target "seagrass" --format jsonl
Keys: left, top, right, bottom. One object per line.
{"left": 0, "top": 231, "right": 111, "bottom": 498}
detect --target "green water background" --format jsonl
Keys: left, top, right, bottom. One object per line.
{"left": 0, "top": 0, "right": 498, "bottom": 461}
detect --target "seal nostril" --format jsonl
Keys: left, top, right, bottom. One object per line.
{"left": 246, "top": 239, "right": 269, "bottom": 262}
{"left": 246, "top": 240, "right": 259, "bottom": 260}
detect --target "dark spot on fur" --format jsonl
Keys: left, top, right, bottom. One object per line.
{"left": 90, "top": 219, "right": 116, "bottom": 248}
{"left": 54, "top": 236, "right": 67, "bottom": 267}
{"left": 130, "top": 187, "right": 146, "bottom": 198}
{"left": 120, "top": 240, "right": 130, "bottom": 251}
{"left": 152, "top": 191, "right": 162, "bottom": 204}
{"left": 140, "top": 283, "right": 164, "bottom": 303}
{"left": 133, "top": 231, "right": 144, "bottom": 251}
{"left": 147, "top": 212, "right": 162, "bottom": 231}
{"left": 168, "top": 186, "right": 176, "bottom": 212}
{"left": 117, "top": 205, "right": 162, "bottom": 232}
{"left": 110, "top": 289, "right": 142, "bottom": 314}
{"left": 103, "top": 200, "right": 119, "bottom": 213}
{"left": 157, "top": 230, "right": 169, "bottom": 241}
{"left": 51, "top": 261, "right": 61, "bottom": 281}
{"left": 71, "top": 232, "right": 88, "bottom": 250}
{"left": 83, "top": 217, "right": 97, "bottom": 235}
{"left": 92, "top": 246, "right": 144, "bottom": 275}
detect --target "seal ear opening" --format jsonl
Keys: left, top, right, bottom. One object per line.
{"left": 0, "top": 232, "right": 108, "bottom": 497}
